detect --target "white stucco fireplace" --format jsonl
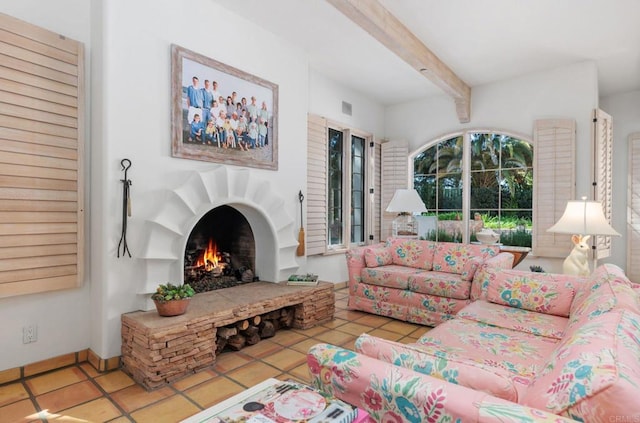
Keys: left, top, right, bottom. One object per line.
{"left": 138, "top": 166, "right": 299, "bottom": 306}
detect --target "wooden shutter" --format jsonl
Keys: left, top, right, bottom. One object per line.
{"left": 381, "top": 140, "right": 409, "bottom": 240}
{"left": 306, "top": 114, "right": 328, "bottom": 255}
{"left": 372, "top": 141, "right": 382, "bottom": 243}
{"left": 532, "top": 119, "right": 575, "bottom": 257}
{"left": 592, "top": 108, "right": 614, "bottom": 259}
{"left": 0, "top": 13, "right": 84, "bottom": 297}
{"left": 627, "top": 132, "right": 640, "bottom": 283}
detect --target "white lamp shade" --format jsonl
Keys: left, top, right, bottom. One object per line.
{"left": 547, "top": 199, "right": 620, "bottom": 236}
{"left": 386, "top": 189, "right": 427, "bottom": 213}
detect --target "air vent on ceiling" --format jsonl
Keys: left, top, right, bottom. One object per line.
{"left": 342, "top": 101, "right": 352, "bottom": 116}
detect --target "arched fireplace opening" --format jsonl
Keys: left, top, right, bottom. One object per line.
{"left": 184, "top": 205, "right": 256, "bottom": 292}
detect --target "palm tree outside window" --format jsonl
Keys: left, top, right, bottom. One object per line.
{"left": 413, "top": 132, "right": 533, "bottom": 246}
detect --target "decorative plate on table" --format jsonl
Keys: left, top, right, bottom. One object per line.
{"left": 274, "top": 389, "right": 326, "bottom": 420}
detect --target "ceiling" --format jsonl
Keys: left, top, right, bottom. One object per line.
{"left": 213, "top": 0, "right": 640, "bottom": 106}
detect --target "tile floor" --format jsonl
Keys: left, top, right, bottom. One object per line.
{"left": 0, "top": 288, "right": 429, "bottom": 423}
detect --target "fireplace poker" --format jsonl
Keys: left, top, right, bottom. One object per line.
{"left": 296, "top": 190, "right": 305, "bottom": 256}
{"left": 118, "top": 158, "right": 132, "bottom": 258}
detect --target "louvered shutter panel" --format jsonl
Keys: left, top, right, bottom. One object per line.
{"left": 627, "top": 132, "right": 640, "bottom": 283}
{"left": 592, "top": 109, "right": 614, "bottom": 259}
{"left": 0, "top": 13, "right": 85, "bottom": 298}
{"left": 381, "top": 140, "right": 409, "bottom": 240}
{"left": 306, "top": 114, "right": 328, "bottom": 255}
{"left": 372, "top": 141, "right": 382, "bottom": 243}
{"left": 532, "top": 119, "right": 576, "bottom": 257}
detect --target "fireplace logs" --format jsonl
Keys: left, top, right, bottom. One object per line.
{"left": 215, "top": 306, "right": 296, "bottom": 353}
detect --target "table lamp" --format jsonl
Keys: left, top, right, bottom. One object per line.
{"left": 386, "top": 189, "right": 427, "bottom": 237}
{"left": 546, "top": 197, "right": 620, "bottom": 275}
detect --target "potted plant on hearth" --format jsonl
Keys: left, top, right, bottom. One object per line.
{"left": 151, "top": 283, "right": 195, "bottom": 316}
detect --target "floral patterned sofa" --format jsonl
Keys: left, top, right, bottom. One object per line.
{"left": 308, "top": 264, "right": 640, "bottom": 422}
{"left": 346, "top": 238, "right": 514, "bottom": 326}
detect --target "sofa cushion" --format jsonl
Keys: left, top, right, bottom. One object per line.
{"left": 486, "top": 270, "right": 578, "bottom": 317}
{"left": 363, "top": 244, "right": 392, "bottom": 268}
{"left": 355, "top": 333, "right": 520, "bottom": 402}
{"left": 386, "top": 238, "right": 436, "bottom": 270}
{"left": 415, "top": 318, "right": 558, "bottom": 399}
{"left": 521, "top": 310, "right": 640, "bottom": 421}
{"left": 360, "top": 265, "right": 422, "bottom": 290}
{"left": 407, "top": 271, "right": 472, "bottom": 300}
{"left": 432, "top": 242, "right": 499, "bottom": 276}
{"left": 458, "top": 300, "right": 568, "bottom": 340}
{"left": 568, "top": 264, "right": 640, "bottom": 331}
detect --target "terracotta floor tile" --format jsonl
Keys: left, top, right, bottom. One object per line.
{"left": 312, "top": 329, "right": 357, "bottom": 346}
{"left": 0, "top": 382, "right": 30, "bottom": 407}
{"left": 270, "top": 330, "right": 308, "bottom": 346}
{"left": 211, "top": 351, "right": 254, "bottom": 373}
{"left": 333, "top": 309, "right": 367, "bottom": 321}
{"left": 79, "top": 362, "right": 101, "bottom": 378}
{"left": 334, "top": 322, "right": 374, "bottom": 336}
{"left": 354, "top": 313, "right": 394, "bottom": 327}
{"left": 46, "top": 397, "right": 122, "bottom": 422}
{"left": 110, "top": 384, "right": 174, "bottom": 413}
{"left": 95, "top": 370, "right": 135, "bottom": 393}
{"left": 341, "top": 338, "right": 358, "bottom": 351}
{"left": 235, "top": 340, "right": 284, "bottom": 358}
{"left": 287, "top": 363, "right": 313, "bottom": 384}
{"left": 289, "top": 337, "right": 322, "bottom": 354}
{"left": 0, "top": 398, "right": 40, "bottom": 423}
{"left": 130, "top": 394, "right": 200, "bottom": 423}
{"left": 261, "top": 349, "right": 307, "bottom": 371}
{"left": 35, "top": 380, "right": 101, "bottom": 413}
{"left": 366, "top": 328, "right": 405, "bottom": 342}
{"left": 379, "top": 320, "right": 424, "bottom": 335}
{"left": 292, "top": 325, "right": 330, "bottom": 337}
{"left": 26, "top": 367, "right": 87, "bottom": 396}
{"left": 226, "top": 361, "right": 281, "bottom": 387}
{"left": 108, "top": 417, "right": 133, "bottom": 423}
{"left": 172, "top": 369, "right": 218, "bottom": 391}
{"left": 320, "top": 318, "right": 348, "bottom": 329}
{"left": 184, "top": 376, "right": 245, "bottom": 408}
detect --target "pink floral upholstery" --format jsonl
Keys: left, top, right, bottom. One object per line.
{"left": 356, "top": 333, "right": 520, "bottom": 401}
{"left": 459, "top": 300, "right": 568, "bottom": 340}
{"left": 432, "top": 243, "right": 499, "bottom": 275}
{"left": 363, "top": 244, "right": 392, "bottom": 267}
{"left": 309, "top": 263, "right": 638, "bottom": 421}
{"left": 485, "top": 270, "right": 578, "bottom": 317}
{"left": 346, "top": 238, "right": 513, "bottom": 326}
{"left": 522, "top": 310, "right": 640, "bottom": 421}
{"left": 407, "top": 271, "right": 472, "bottom": 299}
{"left": 386, "top": 238, "right": 436, "bottom": 270}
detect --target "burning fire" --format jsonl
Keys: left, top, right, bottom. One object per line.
{"left": 195, "top": 238, "right": 220, "bottom": 271}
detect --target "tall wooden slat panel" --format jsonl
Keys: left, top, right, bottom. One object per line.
{"left": 592, "top": 108, "right": 614, "bottom": 259}
{"left": 532, "top": 119, "right": 575, "bottom": 257}
{"left": 381, "top": 140, "right": 409, "bottom": 240}
{"left": 627, "top": 133, "right": 640, "bottom": 283}
{"left": 373, "top": 141, "right": 381, "bottom": 243}
{"left": 0, "top": 13, "right": 84, "bottom": 298}
{"left": 306, "top": 114, "right": 327, "bottom": 255}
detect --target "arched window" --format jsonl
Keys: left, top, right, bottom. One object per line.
{"left": 412, "top": 131, "right": 533, "bottom": 246}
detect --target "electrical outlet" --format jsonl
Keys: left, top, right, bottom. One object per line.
{"left": 23, "top": 325, "right": 37, "bottom": 344}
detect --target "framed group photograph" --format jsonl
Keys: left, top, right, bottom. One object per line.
{"left": 171, "top": 44, "right": 278, "bottom": 170}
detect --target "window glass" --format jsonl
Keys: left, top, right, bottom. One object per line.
{"left": 351, "top": 135, "right": 365, "bottom": 243}
{"left": 328, "top": 128, "right": 343, "bottom": 246}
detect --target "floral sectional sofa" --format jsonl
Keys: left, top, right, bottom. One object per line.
{"left": 346, "top": 238, "right": 514, "bottom": 326}
{"left": 308, "top": 264, "right": 640, "bottom": 422}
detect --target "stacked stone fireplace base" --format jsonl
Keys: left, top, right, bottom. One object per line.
{"left": 121, "top": 281, "right": 335, "bottom": 390}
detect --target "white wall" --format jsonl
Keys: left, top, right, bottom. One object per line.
{"left": 600, "top": 90, "right": 640, "bottom": 270}
{"left": 0, "top": 0, "right": 93, "bottom": 370}
{"left": 385, "top": 61, "right": 600, "bottom": 273}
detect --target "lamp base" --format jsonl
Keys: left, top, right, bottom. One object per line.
{"left": 392, "top": 213, "right": 418, "bottom": 238}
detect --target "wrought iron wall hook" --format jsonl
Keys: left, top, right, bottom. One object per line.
{"left": 118, "top": 158, "right": 132, "bottom": 258}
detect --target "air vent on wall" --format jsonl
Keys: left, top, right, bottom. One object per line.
{"left": 342, "top": 101, "right": 352, "bottom": 116}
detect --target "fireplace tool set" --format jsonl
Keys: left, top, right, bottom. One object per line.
{"left": 118, "top": 158, "right": 132, "bottom": 258}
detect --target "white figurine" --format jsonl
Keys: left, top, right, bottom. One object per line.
{"left": 563, "top": 234, "right": 591, "bottom": 276}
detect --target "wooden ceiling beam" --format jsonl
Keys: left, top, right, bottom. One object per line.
{"left": 326, "top": 0, "right": 471, "bottom": 123}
